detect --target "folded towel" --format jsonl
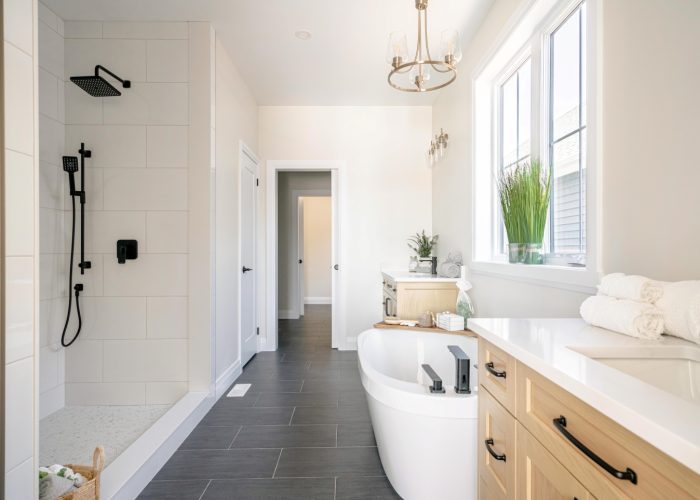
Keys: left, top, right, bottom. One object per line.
{"left": 438, "top": 262, "right": 461, "bottom": 278}
{"left": 655, "top": 281, "right": 700, "bottom": 342}
{"left": 580, "top": 295, "right": 664, "bottom": 339}
{"left": 39, "top": 474, "right": 75, "bottom": 500}
{"left": 598, "top": 273, "right": 663, "bottom": 303}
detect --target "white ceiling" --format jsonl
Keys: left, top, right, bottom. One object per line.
{"left": 43, "top": 0, "right": 494, "bottom": 105}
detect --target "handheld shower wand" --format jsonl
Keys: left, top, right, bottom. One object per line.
{"left": 63, "top": 156, "right": 78, "bottom": 195}
{"left": 61, "top": 144, "right": 91, "bottom": 347}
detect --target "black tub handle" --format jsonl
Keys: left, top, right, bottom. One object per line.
{"left": 553, "top": 416, "right": 637, "bottom": 484}
{"left": 484, "top": 438, "right": 506, "bottom": 462}
{"left": 484, "top": 361, "right": 506, "bottom": 378}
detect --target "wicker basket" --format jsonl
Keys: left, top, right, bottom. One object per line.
{"left": 56, "top": 447, "right": 105, "bottom": 500}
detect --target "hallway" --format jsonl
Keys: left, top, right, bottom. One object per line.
{"left": 139, "top": 306, "right": 400, "bottom": 499}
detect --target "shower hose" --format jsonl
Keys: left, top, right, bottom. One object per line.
{"left": 61, "top": 194, "right": 82, "bottom": 347}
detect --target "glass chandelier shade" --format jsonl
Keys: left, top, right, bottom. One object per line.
{"left": 386, "top": 0, "right": 460, "bottom": 92}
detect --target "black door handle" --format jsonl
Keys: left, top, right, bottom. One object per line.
{"left": 484, "top": 361, "right": 507, "bottom": 378}
{"left": 334, "top": 264, "right": 339, "bottom": 270}
{"left": 242, "top": 266, "right": 253, "bottom": 273}
{"left": 553, "top": 416, "right": 637, "bottom": 484}
{"left": 298, "top": 259, "right": 303, "bottom": 264}
{"left": 484, "top": 438, "right": 506, "bottom": 462}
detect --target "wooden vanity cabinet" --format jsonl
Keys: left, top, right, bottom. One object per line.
{"left": 382, "top": 275, "right": 458, "bottom": 321}
{"left": 477, "top": 338, "right": 700, "bottom": 500}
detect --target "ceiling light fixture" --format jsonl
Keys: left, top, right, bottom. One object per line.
{"left": 386, "top": 0, "right": 462, "bottom": 92}
{"left": 294, "top": 30, "right": 312, "bottom": 41}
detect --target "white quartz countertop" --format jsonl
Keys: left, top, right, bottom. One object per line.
{"left": 381, "top": 269, "right": 459, "bottom": 283}
{"left": 468, "top": 317, "right": 700, "bottom": 475}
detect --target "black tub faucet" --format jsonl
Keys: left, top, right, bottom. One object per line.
{"left": 448, "top": 345, "right": 471, "bottom": 394}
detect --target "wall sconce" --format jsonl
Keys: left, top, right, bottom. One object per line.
{"left": 428, "top": 128, "right": 449, "bottom": 165}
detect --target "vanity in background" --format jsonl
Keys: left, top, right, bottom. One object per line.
{"left": 381, "top": 270, "right": 459, "bottom": 321}
{"left": 471, "top": 318, "right": 700, "bottom": 499}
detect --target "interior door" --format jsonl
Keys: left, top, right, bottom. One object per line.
{"left": 298, "top": 198, "right": 305, "bottom": 316}
{"left": 241, "top": 151, "right": 257, "bottom": 366}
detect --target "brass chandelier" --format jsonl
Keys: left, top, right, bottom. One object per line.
{"left": 386, "top": 0, "right": 462, "bottom": 92}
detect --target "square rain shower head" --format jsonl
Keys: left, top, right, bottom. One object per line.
{"left": 70, "top": 75, "right": 122, "bottom": 97}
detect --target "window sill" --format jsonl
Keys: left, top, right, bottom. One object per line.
{"left": 469, "top": 260, "right": 599, "bottom": 294}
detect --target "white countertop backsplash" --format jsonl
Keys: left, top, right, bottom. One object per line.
{"left": 468, "top": 317, "right": 700, "bottom": 475}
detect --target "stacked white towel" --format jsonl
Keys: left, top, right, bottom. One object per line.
{"left": 580, "top": 295, "right": 664, "bottom": 340}
{"left": 655, "top": 281, "right": 700, "bottom": 342}
{"left": 597, "top": 273, "right": 663, "bottom": 303}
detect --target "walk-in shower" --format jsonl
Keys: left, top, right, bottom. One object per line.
{"left": 61, "top": 144, "right": 91, "bottom": 347}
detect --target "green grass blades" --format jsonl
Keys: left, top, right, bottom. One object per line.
{"left": 497, "top": 159, "right": 551, "bottom": 245}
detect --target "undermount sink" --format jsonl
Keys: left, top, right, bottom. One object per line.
{"left": 571, "top": 344, "right": 700, "bottom": 406}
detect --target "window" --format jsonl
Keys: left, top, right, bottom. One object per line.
{"left": 490, "top": 0, "right": 588, "bottom": 265}
{"left": 498, "top": 60, "right": 532, "bottom": 253}
{"left": 549, "top": 4, "right": 586, "bottom": 258}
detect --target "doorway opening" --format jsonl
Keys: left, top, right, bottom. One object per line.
{"left": 266, "top": 161, "right": 344, "bottom": 351}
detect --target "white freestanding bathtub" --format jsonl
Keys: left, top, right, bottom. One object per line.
{"left": 357, "top": 328, "right": 479, "bottom": 500}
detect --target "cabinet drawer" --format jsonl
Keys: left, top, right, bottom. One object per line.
{"left": 478, "top": 388, "right": 516, "bottom": 500}
{"left": 395, "top": 284, "right": 458, "bottom": 320}
{"left": 516, "top": 423, "right": 592, "bottom": 500}
{"left": 516, "top": 361, "right": 700, "bottom": 499}
{"left": 479, "top": 340, "right": 517, "bottom": 415}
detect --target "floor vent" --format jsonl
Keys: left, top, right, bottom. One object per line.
{"left": 226, "top": 384, "right": 251, "bottom": 398}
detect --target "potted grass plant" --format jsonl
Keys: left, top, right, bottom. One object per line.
{"left": 407, "top": 230, "right": 439, "bottom": 272}
{"left": 498, "top": 160, "right": 551, "bottom": 264}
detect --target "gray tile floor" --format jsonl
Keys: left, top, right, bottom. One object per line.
{"left": 138, "top": 305, "right": 401, "bottom": 499}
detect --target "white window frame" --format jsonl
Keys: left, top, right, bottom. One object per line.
{"left": 471, "top": 0, "right": 600, "bottom": 292}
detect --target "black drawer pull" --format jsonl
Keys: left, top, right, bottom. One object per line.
{"left": 553, "top": 416, "right": 637, "bottom": 484}
{"left": 484, "top": 438, "right": 506, "bottom": 462}
{"left": 484, "top": 362, "right": 506, "bottom": 378}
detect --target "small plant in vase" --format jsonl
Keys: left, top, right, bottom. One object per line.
{"left": 408, "top": 230, "right": 438, "bottom": 272}
{"left": 498, "top": 160, "right": 551, "bottom": 264}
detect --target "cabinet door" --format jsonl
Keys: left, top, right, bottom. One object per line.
{"left": 516, "top": 424, "right": 592, "bottom": 500}
{"left": 478, "top": 388, "right": 516, "bottom": 500}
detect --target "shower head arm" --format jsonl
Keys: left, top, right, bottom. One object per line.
{"left": 95, "top": 65, "right": 131, "bottom": 88}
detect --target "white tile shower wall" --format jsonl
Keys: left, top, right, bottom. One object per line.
{"left": 64, "top": 22, "right": 190, "bottom": 406}
{"left": 38, "top": 2, "right": 67, "bottom": 419}
{"left": 5, "top": 0, "right": 39, "bottom": 496}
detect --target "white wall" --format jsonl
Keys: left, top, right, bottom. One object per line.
{"left": 277, "top": 171, "right": 331, "bottom": 316}
{"left": 62, "top": 21, "right": 191, "bottom": 405}
{"left": 213, "top": 35, "right": 258, "bottom": 389}
{"left": 600, "top": 0, "right": 700, "bottom": 281}
{"left": 37, "top": 2, "right": 66, "bottom": 418}
{"left": 260, "top": 106, "right": 433, "bottom": 347}
{"left": 432, "top": 0, "right": 700, "bottom": 319}
{"left": 4, "top": 0, "right": 39, "bottom": 496}
{"left": 302, "top": 196, "right": 332, "bottom": 303}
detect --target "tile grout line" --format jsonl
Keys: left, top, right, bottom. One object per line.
{"left": 197, "top": 479, "right": 212, "bottom": 500}
{"left": 227, "top": 426, "right": 243, "bottom": 449}
{"left": 271, "top": 449, "right": 283, "bottom": 479}
{"left": 334, "top": 476, "right": 337, "bottom": 500}
{"left": 288, "top": 407, "right": 296, "bottom": 425}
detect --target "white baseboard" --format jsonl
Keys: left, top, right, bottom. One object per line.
{"left": 278, "top": 309, "right": 298, "bottom": 320}
{"left": 215, "top": 360, "right": 242, "bottom": 400}
{"left": 304, "top": 297, "right": 332, "bottom": 305}
{"left": 107, "top": 391, "right": 214, "bottom": 500}
{"left": 343, "top": 336, "right": 358, "bottom": 351}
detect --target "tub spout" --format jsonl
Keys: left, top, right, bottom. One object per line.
{"left": 448, "top": 345, "right": 471, "bottom": 394}
{"left": 421, "top": 364, "right": 446, "bottom": 393}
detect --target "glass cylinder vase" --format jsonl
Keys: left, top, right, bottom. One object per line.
{"left": 508, "top": 243, "right": 525, "bottom": 264}
{"left": 523, "top": 243, "right": 544, "bottom": 265}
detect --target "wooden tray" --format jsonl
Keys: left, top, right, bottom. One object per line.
{"left": 373, "top": 322, "right": 477, "bottom": 338}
